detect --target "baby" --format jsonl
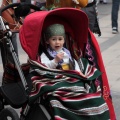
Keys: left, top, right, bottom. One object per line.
{"left": 40, "top": 24, "right": 85, "bottom": 76}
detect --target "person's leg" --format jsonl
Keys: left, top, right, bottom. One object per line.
{"left": 111, "top": 0, "right": 120, "bottom": 33}
{"left": 81, "top": 5, "right": 96, "bottom": 32}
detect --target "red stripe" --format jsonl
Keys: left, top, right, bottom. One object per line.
{"left": 57, "top": 92, "right": 101, "bottom": 101}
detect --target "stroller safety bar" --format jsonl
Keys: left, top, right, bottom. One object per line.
{"left": 7, "top": 38, "right": 28, "bottom": 89}
{"left": 0, "top": 15, "right": 28, "bottom": 90}
{"left": 0, "top": 16, "right": 6, "bottom": 31}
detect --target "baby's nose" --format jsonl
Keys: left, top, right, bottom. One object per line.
{"left": 56, "top": 40, "right": 60, "bottom": 43}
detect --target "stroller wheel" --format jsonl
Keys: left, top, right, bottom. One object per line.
{"left": 0, "top": 107, "right": 19, "bottom": 120}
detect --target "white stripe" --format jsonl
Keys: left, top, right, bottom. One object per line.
{"left": 50, "top": 100, "right": 109, "bottom": 116}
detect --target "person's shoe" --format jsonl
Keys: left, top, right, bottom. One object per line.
{"left": 112, "top": 27, "right": 118, "bottom": 34}
{"left": 100, "top": 0, "right": 103, "bottom": 3}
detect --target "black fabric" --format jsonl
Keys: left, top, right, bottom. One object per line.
{"left": 20, "top": 0, "right": 31, "bottom": 3}
{"left": 86, "top": 0, "right": 96, "bottom": 7}
{"left": 14, "top": 3, "right": 30, "bottom": 18}
{"left": 81, "top": 5, "right": 96, "bottom": 32}
{"left": 0, "top": 81, "right": 28, "bottom": 108}
{"left": 25, "top": 103, "right": 48, "bottom": 120}
{"left": 93, "top": 17, "right": 101, "bottom": 36}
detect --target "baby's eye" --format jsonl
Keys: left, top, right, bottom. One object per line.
{"left": 59, "top": 38, "right": 62, "bottom": 40}
{"left": 52, "top": 38, "right": 56, "bottom": 41}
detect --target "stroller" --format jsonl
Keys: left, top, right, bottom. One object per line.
{"left": 0, "top": 2, "right": 116, "bottom": 120}
{"left": 0, "top": 1, "right": 41, "bottom": 120}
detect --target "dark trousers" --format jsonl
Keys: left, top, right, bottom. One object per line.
{"left": 111, "top": 0, "right": 120, "bottom": 29}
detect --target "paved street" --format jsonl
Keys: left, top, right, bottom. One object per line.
{"left": 96, "top": 1, "right": 120, "bottom": 119}
{"left": 0, "top": 1, "right": 120, "bottom": 119}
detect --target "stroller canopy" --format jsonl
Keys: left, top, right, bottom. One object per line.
{"left": 19, "top": 8, "right": 88, "bottom": 60}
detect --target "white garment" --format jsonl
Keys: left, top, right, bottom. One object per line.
{"left": 40, "top": 50, "right": 80, "bottom": 71}
{"left": 88, "top": 0, "right": 94, "bottom": 3}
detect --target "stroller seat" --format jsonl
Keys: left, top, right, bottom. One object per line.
{"left": 0, "top": 63, "right": 31, "bottom": 108}
{"left": 0, "top": 81, "right": 27, "bottom": 108}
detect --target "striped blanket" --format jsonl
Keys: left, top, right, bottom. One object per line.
{"left": 28, "top": 58, "right": 110, "bottom": 120}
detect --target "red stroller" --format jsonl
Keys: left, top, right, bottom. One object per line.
{"left": 19, "top": 8, "right": 116, "bottom": 120}
{"left": 0, "top": 2, "right": 116, "bottom": 119}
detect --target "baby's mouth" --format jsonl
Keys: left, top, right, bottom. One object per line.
{"left": 55, "top": 46, "right": 60, "bottom": 48}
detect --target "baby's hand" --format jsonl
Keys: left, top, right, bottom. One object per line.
{"left": 54, "top": 52, "right": 64, "bottom": 63}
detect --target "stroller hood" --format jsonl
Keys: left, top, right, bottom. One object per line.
{"left": 19, "top": 8, "right": 88, "bottom": 60}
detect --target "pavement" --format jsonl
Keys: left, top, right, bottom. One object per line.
{"left": 0, "top": 1, "right": 120, "bottom": 119}
{"left": 96, "top": 1, "right": 120, "bottom": 119}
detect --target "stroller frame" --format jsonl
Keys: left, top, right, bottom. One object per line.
{"left": 0, "top": 2, "right": 44, "bottom": 120}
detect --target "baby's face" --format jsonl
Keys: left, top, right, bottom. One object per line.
{"left": 46, "top": 36, "right": 65, "bottom": 51}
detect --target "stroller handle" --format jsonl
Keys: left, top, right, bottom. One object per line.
{"left": 0, "top": 2, "right": 41, "bottom": 32}
{"left": 0, "top": 2, "right": 40, "bottom": 16}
